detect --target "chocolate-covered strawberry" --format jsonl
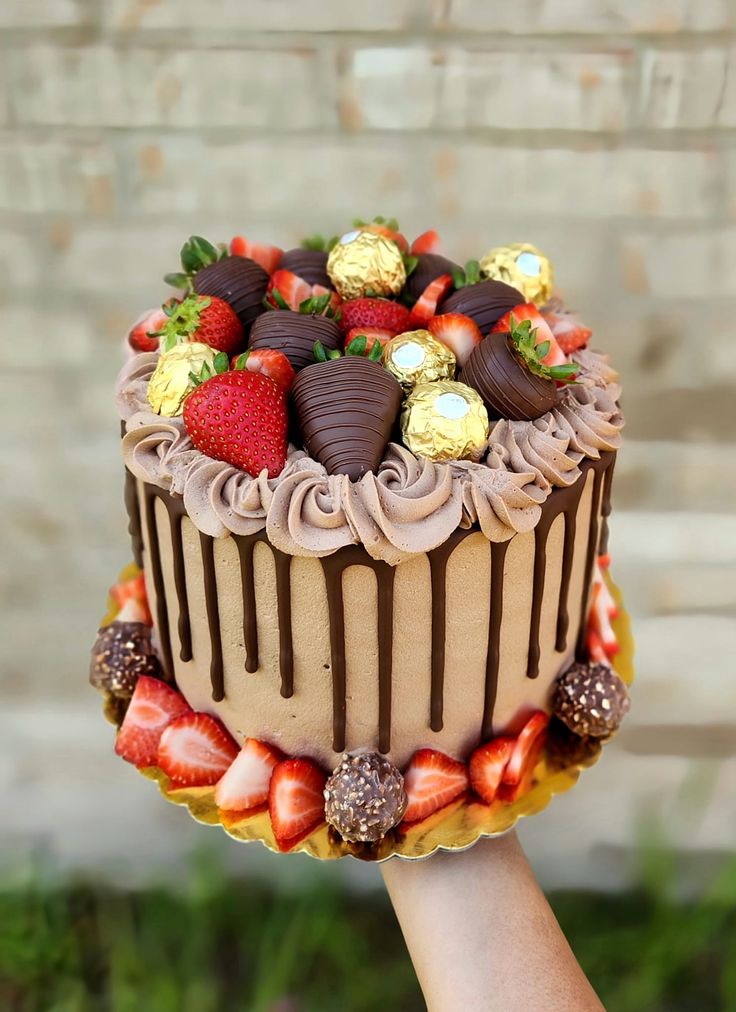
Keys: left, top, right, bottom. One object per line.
{"left": 278, "top": 248, "right": 332, "bottom": 288}
{"left": 460, "top": 315, "right": 577, "bottom": 421}
{"left": 439, "top": 259, "right": 523, "bottom": 335}
{"left": 193, "top": 256, "right": 269, "bottom": 336}
{"left": 405, "top": 253, "right": 461, "bottom": 303}
{"left": 291, "top": 341, "right": 403, "bottom": 480}
{"left": 249, "top": 308, "right": 342, "bottom": 371}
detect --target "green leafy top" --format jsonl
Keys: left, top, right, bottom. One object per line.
{"left": 264, "top": 289, "right": 340, "bottom": 320}
{"left": 188, "top": 351, "right": 230, "bottom": 388}
{"left": 300, "top": 233, "right": 339, "bottom": 253}
{"left": 507, "top": 316, "right": 578, "bottom": 384}
{"left": 164, "top": 235, "right": 228, "bottom": 291}
{"left": 451, "top": 259, "right": 482, "bottom": 290}
{"left": 313, "top": 338, "right": 383, "bottom": 363}
{"left": 158, "top": 295, "right": 211, "bottom": 352}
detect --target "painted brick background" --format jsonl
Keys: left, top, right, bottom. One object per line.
{"left": 1, "top": 0, "right": 735, "bottom": 891}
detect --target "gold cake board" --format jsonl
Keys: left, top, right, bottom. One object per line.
{"left": 100, "top": 564, "right": 634, "bottom": 862}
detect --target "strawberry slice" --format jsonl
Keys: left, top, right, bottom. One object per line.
{"left": 127, "top": 307, "right": 168, "bottom": 353}
{"left": 402, "top": 749, "right": 469, "bottom": 824}
{"left": 344, "top": 326, "right": 394, "bottom": 355}
{"left": 497, "top": 732, "right": 546, "bottom": 803}
{"left": 541, "top": 300, "right": 592, "bottom": 355}
{"left": 428, "top": 312, "right": 483, "bottom": 366}
{"left": 268, "top": 757, "right": 327, "bottom": 851}
{"left": 492, "top": 303, "right": 567, "bottom": 367}
{"left": 232, "top": 348, "right": 296, "bottom": 392}
{"left": 364, "top": 223, "right": 408, "bottom": 252}
{"left": 215, "top": 737, "right": 283, "bottom": 812}
{"left": 503, "top": 711, "right": 550, "bottom": 787}
{"left": 157, "top": 712, "right": 238, "bottom": 788}
{"left": 114, "top": 675, "right": 191, "bottom": 768}
{"left": 110, "top": 572, "right": 152, "bottom": 626}
{"left": 409, "top": 274, "right": 454, "bottom": 326}
{"left": 310, "top": 283, "right": 341, "bottom": 316}
{"left": 230, "top": 236, "right": 283, "bottom": 275}
{"left": 265, "top": 269, "right": 312, "bottom": 312}
{"left": 410, "top": 229, "right": 440, "bottom": 255}
{"left": 469, "top": 736, "right": 515, "bottom": 804}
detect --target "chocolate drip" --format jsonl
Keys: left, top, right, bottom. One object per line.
{"left": 278, "top": 248, "right": 331, "bottom": 288}
{"left": 167, "top": 508, "right": 192, "bottom": 662}
{"left": 123, "top": 468, "right": 144, "bottom": 569}
{"left": 576, "top": 459, "right": 608, "bottom": 657}
{"left": 273, "top": 550, "right": 294, "bottom": 698}
{"left": 481, "top": 540, "right": 509, "bottom": 740}
{"left": 527, "top": 519, "right": 550, "bottom": 680}
{"left": 233, "top": 534, "right": 260, "bottom": 674}
{"left": 320, "top": 548, "right": 396, "bottom": 754}
{"left": 427, "top": 530, "right": 472, "bottom": 732}
{"left": 142, "top": 485, "right": 174, "bottom": 680}
{"left": 598, "top": 454, "right": 616, "bottom": 556}
{"left": 555, "top": 478, "right": 585, "bottom": 653}
{"left": 199, "top": 532, "right": 225, "bottom": 701}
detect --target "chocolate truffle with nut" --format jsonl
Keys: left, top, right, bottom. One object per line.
{"left": 325, "top": 752, "right": 408, "bottom": 843}
{"left": 90, "top": 619, "right": 162, "bottom": 699}
{"left": 552, "top": 662, "right": 630, "bottom": 738}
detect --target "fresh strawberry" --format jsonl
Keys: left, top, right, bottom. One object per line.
{"left": 410, "top": 229, "right": 440, "bottom": 255}
{"left": 268, "top": 757, "right": 327, "bottom": 851}
{"left": 409, "top": 274, "right": 454, "bottom": 326}
{"left": 492, "top": 303, "right": 567, "bottom": 367}
{"left": 363, "top": 223, "right": 408, "bottom": 252}
{"left": 215, "top": 738, "right": 283, "bottom": 812}
{"left": 587, "top": 581, "right": 619, "bottom": 661}
{"left": 114, "top": 675, "right": 191, "bottom": 768}
{"left": 128, "top": 307, "right": 168, "bottom": 353}
{"left": 232, "top": 348, "right": 296, "bottom": 392}
{"left": 498, "top": 732, "right": 546, "bottom": 802}
{"left": 110, "top": 572, "right": 152, "bottom": 626}
{"left": 402, "top": 749, "right": 469, "bottom": 824}
{"left": 469, "top": 737, "right": 515, "bottom": 804}
{"left": 503, "top": 711, "right": 550, "bottom": 786}
{"left": 157, "top": 712, "right": 238, "bottom": 787}
{"left": 160, "top": 294, "right": 244, "bottom": 356}
{"left": 428, "top": 312, "right": 483, "bottom": 366}
{"left": 344, "top": 326, "right": 394, "bottom": 355}
{"left": 310, "top": 283, "right": 342, "bottom": 316}
{"left": 229, "top": 236, "right": 283, "bottom": 274}
{"left": 265, "top": 269, "right": 312, "bottom": 312}
{"left": 183, "top": 370, "right": 288, "bottom": 478}
{"left": 541, "top": 298, "right": 592, "bottom": 355}
{"left": 339, "top": 297, "right": 411, "bottom": 335}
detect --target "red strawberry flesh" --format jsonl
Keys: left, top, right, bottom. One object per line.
{"left": 114, "top": 675, "right": 191, "bottom": 768}
{"left": 157, "top": 712, "right": 238, "bottom": 787}
{"left": 215, "top": 738, "right": 283, "bottom": 811}
{"left": 492, "top": 303, "right": 567, "bottom": 367}
{"left": 402, "top": 749, "right": 469, "bottom": 824}
{"left": 339, "top": 297, "right": 411, "bottom": 335}
{"left": 503, "top": 711, "right": 550, "bottom": 786}
{"left": 469, "top": 736, "right": 515, "bottom": 804}
{"left": 268, "top": 757, "right": 327, "bottom": 851}
{"left": 428, "top": 312, "right": 483, "bottom": 366}
{"left": 409, "top": 274, "right": 454, "bottom": 326}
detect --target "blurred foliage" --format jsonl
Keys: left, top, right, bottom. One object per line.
{"left": 1, "top": 846, "right": 735, "bottom": 1012}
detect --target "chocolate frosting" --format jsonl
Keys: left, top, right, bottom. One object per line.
{"left": 439, "top": 279, "right": 523, "bottom": 335}
{"left": 248, "top": 310, "right": 342, "bottom": 371}
{"left": 405, "top": 253, "right": 460, "bottom": 302}
{"left": 460, "top": 332, "right": 559, "bottom": 421}
{"left": 193, "top": 256, "right": 269, "bottom": 334}
{"left": 278, "top": 248, "right": 331, "bottom": 288}
{"left": 291, "top": 357, "right": 403, "bottom": 481}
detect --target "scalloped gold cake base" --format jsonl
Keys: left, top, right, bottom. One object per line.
{"left": 100, "top": 564, "right": 633, "bottom": 862}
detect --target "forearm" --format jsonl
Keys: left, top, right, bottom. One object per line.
{"left": 381, "top": 831, "right": 604, "bottom": 1012}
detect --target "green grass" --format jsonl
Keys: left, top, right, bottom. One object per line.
{"left": 2, "top": 852, "right": 735, "bottom": 1012}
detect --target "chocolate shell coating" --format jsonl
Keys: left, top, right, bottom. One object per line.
{"left": 404, "top": 253, "right": 460, "bottom": 302}
{"left": 193, "top": 256, "right": 269, "bottom": 335}
{"left": 291, "top": 357, "right": 403, "bottom": 480}
{"left": 460, "top": 332, "right": 558, "bottom": 421}
{"left": 248, "top": 310, "right": 342, "bottom": 371}
{"left": 278, "top": 248, "right": 331, "bottom": 288}
{"left": 439, "top": 279, "right": 523, "bottom": 336}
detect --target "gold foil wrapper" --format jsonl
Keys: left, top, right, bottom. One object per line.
{"left": 99, "top": 563, "right": 632, "bottom": 862}
{"left": 479, "top": 243, "right": 553, "bottom": 306}
{"left": 147, "top": 341, "right": 217, "bottom": 417}
{"left": 326, "top": 229, "right": 406, "bottom": 299}
{"left": 401, "top": 380, "right": 489, "bottom": 462}
{"left": 385, "top": 330, "right": 456, "bottom": 392}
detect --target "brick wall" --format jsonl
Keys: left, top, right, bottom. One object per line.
{"left": 1, "top": 0, "right": 734, "bottom": 889}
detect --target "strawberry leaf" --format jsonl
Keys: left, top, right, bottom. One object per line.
{"left": 368, "top": 340, "right": 383, "bottom": 361}
{"left": 507, "top": 314, "right": 577, "bottom": 385}
{"left": 313, "top": 341, "right": 329, "bottom": 363}
{"left": 403, "top": 254, "right": 418, "bottom": 277}
{"left": 164, "top": 272, "right": 191, "bottom": 291}
{"left": 347, "top": 335, "right": 367, "bottom": 356}
{"left": 233, "top": 352, "right": 249, "bottom": 370}
{"left": 213, "top": 352, "right": 229, "bottom": 374}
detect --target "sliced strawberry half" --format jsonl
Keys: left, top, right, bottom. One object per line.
{"left": 232, "top": 348, "right": 296, "bottom": 392}
{"left": 497, "top": 734, "right": 546, "bottom": 803}
{"left": 157, "top": 712, "right": 238, "bottom": 787}
{"left": 215, "top": 737, "right": 283, "bottom": 812}
{"left": 428, "top": 312, "right": 483, "bottom": 366}
{"left": 230, "top": 236, "right": 283, "bottom": 275}
{"left": 268, "top": 757, "right": 327, "bottom": 851}
{"left": 492, "top": 303, "right": 567, "bottom": 367}
{"left": 541, "top": 299, "right": 592, "bottom": 355}
{"left": 344, "top": 326, "right": 394, "bottom": 355}
{"left": 110, "top": 572, "right": 152, "bottom": 627}
{"left": 409, "top": 274, "right": 454, "bottom": 326}
{"left": 410, "top": 229, "right": 440, "bottom": 255}
{"left": 503, "top": 711, "right": 550, "bottom": 787}
{"left": 469, "top": 736, "right": 515, "bottom": 804}
{"left": 114, "top": 675, "right": 191, "bottom": 768}
{"left": 310, "top": 283, "right": 341, "bottom": 315}
{"left": 265, "top": 269, "right": 312, "bottom": 312}
{"left": 402, "top": 749, "right": 469, "bottom": 824}
{"left": 127, "top": 307, "right": 168, "bottom": 353}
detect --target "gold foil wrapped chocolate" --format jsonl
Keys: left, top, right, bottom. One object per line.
{"left": 479, "top": 243, "right": 553, "bottom": 306}
{"left": 401, "top": 380, "right": 489, "bottom": 462}
{"left": 384, "top": 330, "right": 456, "bottom": 392}
{"left": 327, "top": 229, "right": 406, "bottom": 299}
{"left": 147, "top": 341, "right": 217, "bottom": 416}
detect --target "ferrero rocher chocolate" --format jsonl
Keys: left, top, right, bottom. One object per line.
{"left": 90, "top": 620, "right": 162, "bottom": 698}
{"left": 479, "top": 243, "right": 553, "bottom": 306}
{"left": 326, "top": 229, "right": 406, "bottom": 299}
{"left": 553, "top": 662, "right": 630, "bottom": 738}
{"left": 147, "top": 341, "right": 217, "bottom": 416}
{"left": 324, "top": 752, "right": 407, "bottom": 843}
{"left": 401, "top": 380, "right": 489, "bottom": 462}
{"left": 384, "top": 330, "right": 456, "bottom": 392}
